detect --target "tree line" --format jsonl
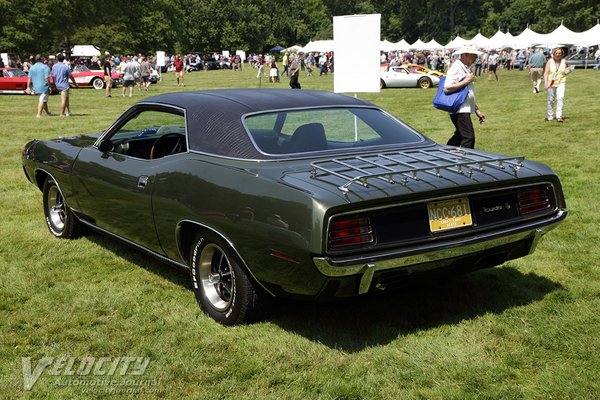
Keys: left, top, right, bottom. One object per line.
{"left": 1, "top": 0, "right": 598, "bottom": 57}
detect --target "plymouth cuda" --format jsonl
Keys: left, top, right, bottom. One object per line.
{"left": 22, "top": 89, "right": 567, "bottom": 325}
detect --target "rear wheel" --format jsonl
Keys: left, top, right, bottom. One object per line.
{"left": 190, "top": 232, "right": 269, "bottom": 325}
{"left": 91, "top": 77, "right": 105, "bottom": 89}
{"left": 42, "top": 177, "right": 82, "bottom": 238}
{"left": 418, "top": 77, "right": 432, "bottom": 89}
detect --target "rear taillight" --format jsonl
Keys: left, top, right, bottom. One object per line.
{"left": 518, "top": 188, "right": 550, "bottom": 214}
{"left": 328, "top": 217, "right": 374, "bottom": 248}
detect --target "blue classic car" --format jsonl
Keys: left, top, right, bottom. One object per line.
{"left": 22, "top": 89, "right": 567, "bottom": 325}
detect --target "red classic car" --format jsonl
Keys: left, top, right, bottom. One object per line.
{"left": 0, "top": 68, "right": 29, "bottom": 94}
{"left": 71, "top": 65, "right": 121, "bottom": 89}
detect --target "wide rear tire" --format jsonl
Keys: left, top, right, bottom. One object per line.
{"left": 190, "top": 232, "right": 269, "bottom": 325}
{"left": 418, "top": 77, "right": 432, "bottom": 89}
{"left": 42, "top": 177, "right": 82, "bottom": 239}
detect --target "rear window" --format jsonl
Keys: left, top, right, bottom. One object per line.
{"left": 244, "top": 107, "right": 423, "bottom": 155}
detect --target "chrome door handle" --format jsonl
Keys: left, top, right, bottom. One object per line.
{"left": 137, "top": 176, "right": 149, "bottom": 189}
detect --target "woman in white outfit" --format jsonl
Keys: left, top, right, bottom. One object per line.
{"left": 544, "top": 48, "right": 570, "bottom": 122}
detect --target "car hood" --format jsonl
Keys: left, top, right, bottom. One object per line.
{"left": 51, "top": 133, "right": 102, "bottom": 148}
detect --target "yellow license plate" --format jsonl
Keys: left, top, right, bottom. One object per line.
{"left": 427, "top": 197, "right": 473, "bottom": 232}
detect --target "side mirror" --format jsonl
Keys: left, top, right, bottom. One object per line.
{"left": 98, "top": 140, "right": 113, "bottom": 154}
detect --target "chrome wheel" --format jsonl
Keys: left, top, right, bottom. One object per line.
{"left": 46, "top": 184, "right": 66, "bottom": 232}
{"left": 42, "top": 177, "right": 82, "bottom": 239}
{"left": 198, "top": 243, "right": 235, "bottom": 311}
{"left": 92, "top": 78, "right": 104, "bottom": 90}
{"left": 418, "top": 77, "right": 432, "bottom": 89}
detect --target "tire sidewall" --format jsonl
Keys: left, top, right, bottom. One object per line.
{"left": 190, "top": 234, "right": 247, "bottom": 325}
{"left": 43, "top": 178, "right": 68, "bottom": 238}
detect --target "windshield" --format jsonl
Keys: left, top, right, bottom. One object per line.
{"left": 6, "top": 69, "right": 27, "bottom": 77}
{"left": 244, "top": 107, "right": 423, "bottom": 155}
{"left": 73, "top": 65, "right": 90, "bottom": 72}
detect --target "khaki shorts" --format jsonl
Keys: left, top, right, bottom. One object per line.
{"left": 529, "top": 68, "right": 543, "bottom": 81}
{"left": 60, "top": 88, "right": 69, "bottom": 101}
{"left": 105, "top": 75, "right": 112, "bottom": 86}
{"left": 38, "top": 93, "right": 49, "bottom": 103}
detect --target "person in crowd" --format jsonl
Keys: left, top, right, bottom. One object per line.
{"left": 51, "top": 53, "right": 77, "bottom": 117}
{"left": 103, "top": 54, "right": 113, "bottom": 97}
{"left": 121, "top": 56, "right": 136, "bottom": 97}
{"left": 528, "top": 47, "right": 546, "bottom": 93}
{"left": 269, "top": 60, "right": 279, "bottom": 83}
{"left": 487, "top": 49, "right": 499, "bottom": 81}
{"left": 444, "top": 44, "right": 486, "bottom": 149}
{"left": 139, "top": 56, "right": 151, "bottom": 91}
{"left": 593, "top": 47, "right": 600, "bottom": 70}
{"left": 173, "top": 55, "right": 185, "bottom": 86}
{"left": 281, "top": 53, "right": 289, "bottom": 77}
{"left": 544, "top": 47, "right": 570, "bottom": 122}
{"left": 474, "top": 53, "right": 483, "bottom": 76}
{"left": 27, "top": 54, "right": 53, "bottom": 118}
{"left": 288, "top": 54, "right": 301, "bottom": 89}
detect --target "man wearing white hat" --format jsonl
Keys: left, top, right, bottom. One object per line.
{"left": 444, "top": 43, "right": 486, "bottom": 149}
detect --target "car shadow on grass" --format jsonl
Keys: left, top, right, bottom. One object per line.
{"left": 269, "top": 267, "right": 564, "bottom": 352}
{"left": 85, "top": 231, "right": 192, "bottom": 290}
{"left": 84, "top": 232, "right": 563, "bottom": 352}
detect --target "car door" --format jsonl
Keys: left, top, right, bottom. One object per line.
{"left": 71, "top": 106, "right": 187, "bottom": 253}
{"left": 388, "top": 67, "right": 414, "bottom": 87}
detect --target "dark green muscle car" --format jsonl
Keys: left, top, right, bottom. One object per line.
{"left": 22, "top": 89, "right": 567, "bottom": 325}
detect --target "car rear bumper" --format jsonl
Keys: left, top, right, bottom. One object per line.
{"left": 313, "top": 210, "right": 566, "bottom": 295}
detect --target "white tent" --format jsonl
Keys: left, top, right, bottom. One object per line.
{"left": 539, "top": 23, "right": 582, "bottom": 47}
{"left": 512, "top": 27, "right": 547, "bottom": 49}
{"left": 487, "top": 30, "right": 514, "bottom": 49}
{"left": 283, "top": 45, "right": 303, "bottom": 53}
{"left": 300, "top": 40, "right": 334, "bottom": 53}
{"left": 423, "top": 38, "right": 444, "bottom": 50}
{"left": 577, "top": 23, "right": 600, "bottom": 46}
{"left": 410, "top": 38, "right": 427, "bottom": 49}
{"left": 470, "top": 32, "right": 490, "bottom": 48}
{"left": 445, "top": 35, "right": 469, "bottom": 49}
{"left": 71, "top": 45, "right": 101, "bottom": 57}
{"left": 380, "top": 40, "right": 397, "bottom": 51}
{"left": 392, "top": 39, "right": 411, "bottom": 51}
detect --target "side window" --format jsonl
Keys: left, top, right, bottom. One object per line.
{"left": 110, "top": 110, "right": 186, "bottom": 160}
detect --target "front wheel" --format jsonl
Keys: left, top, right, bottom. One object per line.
{"left": 42, "top": 177, "right": 82, "bottom": 238}
{"left": 380, "top": 79, "right": 386, "bottom": 89}
{"left": 91, "top": 77, "right": 105, "bottom": 89}
{"left": 190, "top": 232, "right": 269, "bottom": 325}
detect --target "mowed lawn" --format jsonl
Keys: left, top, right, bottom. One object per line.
{"left": 1, "top": 65, "right": 599, "bottom": 399}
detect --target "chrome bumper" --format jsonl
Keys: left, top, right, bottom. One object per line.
{"left": 313, "top": 210, "right": 566, "bottom": 295}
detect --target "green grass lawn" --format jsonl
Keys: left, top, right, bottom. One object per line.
{"left": 1, "top": 66, "right": 599, "bottom": 399}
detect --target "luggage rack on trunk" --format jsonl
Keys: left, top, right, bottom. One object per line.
{"left": 310, "top": 147, "right": 525, "bottom": 193}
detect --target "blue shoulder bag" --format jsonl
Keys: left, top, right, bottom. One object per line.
{"left": 432, "top": 76, "right": 468, "bottom": 113}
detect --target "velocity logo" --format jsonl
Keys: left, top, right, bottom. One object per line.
{"left": 22, "top": 356, "right": 151, "bottom": 390}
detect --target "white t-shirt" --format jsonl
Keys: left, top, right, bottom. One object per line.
{"left": 444, "top": 59, "right": 476, "bottom": 114}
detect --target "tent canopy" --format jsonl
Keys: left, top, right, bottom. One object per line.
{"left": 71, "top": 45, "right": 101, "bottom": 57}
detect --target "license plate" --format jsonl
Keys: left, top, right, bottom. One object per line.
{"left": 427, "top": 197, "right": 472, "bottom": 232}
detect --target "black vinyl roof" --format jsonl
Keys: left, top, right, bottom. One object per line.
{"left": 137, "top": 89, "right": 376, "bottom": 160}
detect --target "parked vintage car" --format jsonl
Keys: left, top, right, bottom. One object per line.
{"left": 401, "top": 63, "right": 446, "bottom": 77}
{"left": 381, "top": 66, "right": 441, "bottom": 89}
{"left": 0, "top": 67, "right": 29, "bottom": 94}
{"left": 71, "top": 65, "right": 121, "bottom": 89}
{"left": 22, "top": 89, "right": 567, "bottom": 325}
{"left": 566, "top": 53, "right": 597, "bottom": 68}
